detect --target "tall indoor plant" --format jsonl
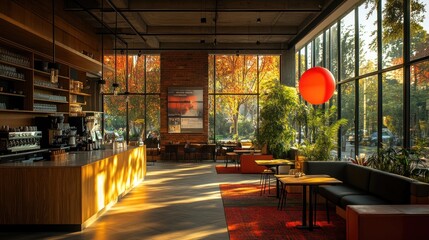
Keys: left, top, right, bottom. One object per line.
{"left": 258, "top": 81, "right": 299, "bottom": 158}
{"left": 299, "top": 105, "right": 347, "bottom": 161}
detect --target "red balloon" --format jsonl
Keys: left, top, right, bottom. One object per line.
{"left": 298, "top": 67, "right": 336, "bottom": 105}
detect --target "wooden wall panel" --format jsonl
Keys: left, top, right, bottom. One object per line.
{"left": 0, "top": 0, "right": 100, "bottom": 61}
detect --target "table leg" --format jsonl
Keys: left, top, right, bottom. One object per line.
{"left": 276, "top": 166, "right": 280, "bottom": 198}
{"left": 296, "top": 185, "right": 307, "bottom": 229}
{"left": 309, "top": 185, "right": 314, "bottom": 231}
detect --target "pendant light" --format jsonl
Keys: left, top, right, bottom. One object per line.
{"left": 98, "top": 0, "right": 106, "bottom": 94}
{"left": 124, "top": 46, "right": 129, "bottom": 103}
{"left": 112, "top": 10, "right": 119, "bottom": 96}
{"left": 298, "top": 67, "right": 336, "bottom": 105}
{"left": 49, "top": 0, "right": 59, "bottom": 84}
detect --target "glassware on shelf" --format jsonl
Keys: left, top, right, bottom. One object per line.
{"left": 0, "top": 47, "right": 31, "bottom": 67}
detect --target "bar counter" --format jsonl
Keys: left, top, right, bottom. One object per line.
{"left": 0, "top": 146, "right": 147, "bottom": 231}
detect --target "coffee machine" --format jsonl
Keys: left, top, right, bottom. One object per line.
{"left": 68, "top": 111, "right": 103, "bottom": 150}
{"left": 35, "top": 114, "right": 67, "bottom": 148}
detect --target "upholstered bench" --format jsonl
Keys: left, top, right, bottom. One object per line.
{"left": 346, "top": 205, "right": 429, "bottom": 240}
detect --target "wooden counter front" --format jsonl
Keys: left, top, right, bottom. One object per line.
{"left": 0, "top": 146, "right": 146, "bottom": 231}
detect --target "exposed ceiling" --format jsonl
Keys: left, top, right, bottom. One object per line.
{"left": 65, "top": 0, "right": 345, "bottom": 54}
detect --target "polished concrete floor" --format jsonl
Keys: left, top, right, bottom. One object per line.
{"left": 0, "top": 161, "right": 260, "bottom": 240}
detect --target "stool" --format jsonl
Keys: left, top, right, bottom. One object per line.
{"left": 184, "top": 146, "right": 197, "bottom": 162}
{"left": 260, "top": 168, "right": 274, "bottom": 195}
{"left": 225, "top": 152, "right": 238, "bottom": 168}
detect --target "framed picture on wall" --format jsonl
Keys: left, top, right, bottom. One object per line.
{"left": 168, "top": 87, "right": 203, "bottom": 133}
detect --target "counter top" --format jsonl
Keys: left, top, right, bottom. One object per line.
{"left": 0, "top": 146, "right": 139, "bottom": 167}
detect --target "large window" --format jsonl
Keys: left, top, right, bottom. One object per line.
{"left": 296, "top": 0, "right": 429, "bottom": 156}
{"left": 358, "top": 76, "right": 377, "bottom": 156}
{"left": 382, "top": 69, "right": 403, "bottom": 146}
{"left": 410, "top": 61, "right": 429, "bottom": 145}
{"left": 359, "top": 1, "right": 378, "bottom": 75}
{"left": 410, "top": 0, "right": 429, "bottom": 60}
{"left": 340, "top": 10, "right": 355, "bottom": 81}
{"left": 209, "top": 55, "right": 280, "bottom": 142}
{"left": 103, "top": 54, "right": 160, "bottom": 143}
{"left": 341, "top": 82, "right": 355, "bottom": 159}
{"left": 382, "top": 0, "right": 403, "bottom": 68}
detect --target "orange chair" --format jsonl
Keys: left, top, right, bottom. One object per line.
{"left": 240, "top": 154, "right": 273, "bottom": 173}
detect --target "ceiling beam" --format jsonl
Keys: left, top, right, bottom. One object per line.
{"left": 66, "top": 0, "right": 323, "bottom": 12}
{"left": 98, "top": 26, "right": 297, "bottom": 36}
{"left": 129, "top": 0, "right": 323, "bottom": 12}
{"left": 146, "top": 26, "right": 297, "bottom": 35}
{"left": 111, "top": 42, "right": 285, "bottom": 51}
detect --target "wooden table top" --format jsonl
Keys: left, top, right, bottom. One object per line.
{"left": 233, "top": 149, "right": 261, "bottom": 153}
{"left": 255, "top": 159, "right": 295, "bottom": 166}
{"left": 279, "top": 175, "right": 342, "bottom": 185}
{"left": 275, "top": 174, "right": 330, "bottom": 179}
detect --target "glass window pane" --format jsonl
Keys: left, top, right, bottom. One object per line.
{"left": 358, "top": 75, "right": 378, "bottom": 156}
{"left": 306, "top": 42, "right": 312, "bottom": 69}
{"left": 146, "top": 95, "right": 160, "bottom": 137}
{"left": 299, "top": 48, "right": 306, "bottom": 89}
{"left": 314, "top": 34, "right": 324, "bottom": 67}
{"left": 382, "top": 69, "right": 403, "bottom": 146}
{"left": 382, "top": 0, "right": 404, "bottom": 68}
{"left": 215, "top": 55, "right": 258, "bottom": 93}
{"left": 340, "top": 10, "right": 356, "bottom": 81}
{"left": 102, "top": 55, "right": 115, "bottom": 93}
{"left": 209, "top": 95, "right": 215, "bottom": 141}
{"left": 359, "top": 2, "right": 378, "bottom": 75}
{"left": 209, "top": 55, "right": 215, "bottom": 94}
{"left": 146, "top": 55, "right": 160, "bottom": 93}
{"left": 129, "top": 55, "right": 145, "bottom": 93}
{"left": 258, "top": 55, "right": 280, "bottom": 92}
{"left": 325, "top": 29, "right": 330, "bottom": 69}
{"left": 330, "top": 23, "right": 339, "bottom": 80}
{"left": 215, "top": 95, "right": 257, "bottom": 141}
{"left": 128, "top": 95, "right": 145, "bottom": 142}
{"left": 410, "top": 0, "right": 429, "bottom": 60}
{"left": 410, "top": 61, "right": 429, "bottom": 147}
{"left": 295, "top": 51, "right": 300, "bottom": 87}
{"left": 340, "top": 82, "right": 355, "bottom": 159}
{"left": 104, "top": 95, "right": 127, "bottom": 141}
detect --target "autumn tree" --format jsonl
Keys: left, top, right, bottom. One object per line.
{"left": 212, "top": 55, "right": 279, "bottom": 141}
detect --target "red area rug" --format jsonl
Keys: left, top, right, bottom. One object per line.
{"left": 220, "top": 184, "right": 346, "bottom": 240}
{"left": 216, "top": 166, "right": 241, "bottom": 174}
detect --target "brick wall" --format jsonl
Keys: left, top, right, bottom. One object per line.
{"left": 160, "top": 52, "right": 209, "bottom": 146}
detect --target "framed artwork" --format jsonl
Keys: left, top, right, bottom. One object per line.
{"left": 168, "top": 87, "right": 203, "bottom": 133}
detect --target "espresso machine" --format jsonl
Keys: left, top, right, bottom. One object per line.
{"left": 35, "top": 114, "right": 67, "bottom": 148}
{"left": 68, "top": 111, "right": 103, "bottom": 150}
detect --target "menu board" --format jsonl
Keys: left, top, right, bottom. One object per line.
{"left": 168, "top": 87, "right": 203, "bottom": 133}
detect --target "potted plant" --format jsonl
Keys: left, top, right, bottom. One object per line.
{"left": 257, "top": 81, "right": 299, "bottom": 158}
{"left": 299, "top": 105, "right": 347, "bottom": 161}
{"left": 367, "top": 143, "right": 427, "bottom": 179}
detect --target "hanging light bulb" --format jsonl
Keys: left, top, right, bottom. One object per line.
{"left": 98, "top": 78, "right": 106, "bottom": 94}
{"left": 98, "top": 0, "right": 105, "bottom": 95}
{"left": 49, "top": 62, "right": 59, "bottom": 84}
{"left": 49, "top": 0, "right": 58, "bottom": 84}
{"left": 113, "top": 82, "right": 119, "bottom": 96}
{"left": 125, "top": 91, "right": 130, "bottom": 103}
